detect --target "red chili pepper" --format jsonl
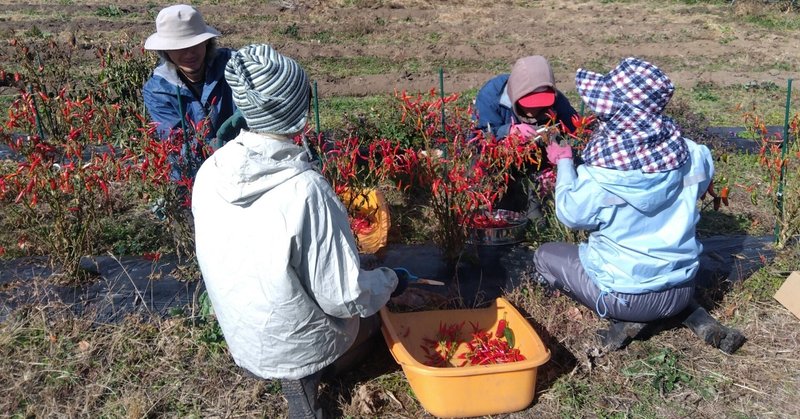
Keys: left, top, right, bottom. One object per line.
{"left": 495, "top": 317, "right": 507, "bottom": 338}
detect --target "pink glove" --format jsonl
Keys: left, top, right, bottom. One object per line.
{"left": 546, "top": 141, "right": 573, "bottom": 166}
{"left": 509, "top": 123, "right": 538, "bottom": 140}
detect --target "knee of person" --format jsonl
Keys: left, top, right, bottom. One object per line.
{"left": 532, "top": 246, "right": 548, "bottom": 267}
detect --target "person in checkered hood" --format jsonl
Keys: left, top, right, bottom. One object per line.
{"left": 533, "top": 57, "right": 745, "bottom": 354}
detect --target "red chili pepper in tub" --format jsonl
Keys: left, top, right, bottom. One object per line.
{"left": 495, "top": 314, "right": 507, "bottom": 338}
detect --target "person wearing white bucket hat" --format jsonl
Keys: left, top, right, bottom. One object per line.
{"left": 143, "top": 4, "right": 243, "bottom": 178}
{"left": 192, "top": 44, "right": 408, "bottom": 418}
{"left": 532, "top": 57, "right": 745, "bottom": 354}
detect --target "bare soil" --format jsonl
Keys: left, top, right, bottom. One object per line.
{"left": 0, "top": 0, "right": 797, "bottom": 97}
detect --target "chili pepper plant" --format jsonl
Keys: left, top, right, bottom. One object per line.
{"left": 308, "top": 128, "right": 416, "bottom": 239}
{"left": 134, "top": 119, "right": 214, "bottom": 271}
{"left": 395, "top": 90, "right": 545, "bottom": 261}
{"left": 0, "top": 88, "right": 138, "bottom": 281}
{"left": 0, "top": 38, "right": 152, "bottom": 149}
{"left": 0, "top": 39, "right": 210, "bottom": 282}
{"left": 740, "top": 109, "right": 800, "bottom": 247}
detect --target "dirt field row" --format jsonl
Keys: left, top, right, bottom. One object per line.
{"left": 0, "top": 0, "right": 797, "bottom": 98}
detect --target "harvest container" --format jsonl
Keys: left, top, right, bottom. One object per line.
{"left": 380, "top": 297, "right": 550, "bottom": 418}
{"left": 466, "top": 209, "right": 528, "bottom": 246}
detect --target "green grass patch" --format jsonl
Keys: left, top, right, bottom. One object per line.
{"left": 738, "top": 250, "right": 799, "bottom": 301}
{"left": 95, "top": 5, "right": 126, "bottom": 18}
{"left": 745, "top": 13, "right": 800, "bottom": 31}
{"left": 673, "top": 84, "right": 793, "bottom": 126}
{"left": 303, "top": 56, "right": 508, "bottom": 80}
{"left": 623, "top": 348, "right": 694, "bottom": 395}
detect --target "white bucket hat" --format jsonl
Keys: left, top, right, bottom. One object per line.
{"left": 144, "top": 4, "right": 220, "bottom": 51}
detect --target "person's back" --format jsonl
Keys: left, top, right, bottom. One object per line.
{"left": 534, "top": 57, "right": 744, "bottom": 354}
{"left": 556, "top": 138, "right": 712, "bottom": 295}
{"left": 192, "top": 44, "right": 402, "bottom": 418}
{"left": 194, "top": 131, "right": 378, "bottom": 378}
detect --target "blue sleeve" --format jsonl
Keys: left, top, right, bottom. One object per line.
{"left": 143, "top": 81, "right": 182, "bottom": 140}
{"left": 554, "top": 159, "right": 604, "bottom": 230}
{"left": 473, "top": 75, "right": 509, "bottom": 137}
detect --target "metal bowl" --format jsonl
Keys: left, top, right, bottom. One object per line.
{"left": 466, "top": 210, "right": 528, "bottom": 246}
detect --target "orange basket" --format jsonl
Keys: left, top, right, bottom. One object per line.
{"left": 380, "top": 297, "right": 550, "bottom": 418}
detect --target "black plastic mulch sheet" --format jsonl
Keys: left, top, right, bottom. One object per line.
{"left": 0, "top": 255, "right": 199, "bottom": 324}
{"left": 0, "top": 235, "right": 775, "bottom": 324}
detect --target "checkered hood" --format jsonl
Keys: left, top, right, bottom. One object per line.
{"left": 576, "top": 57, "right": 688, "bottom": 173}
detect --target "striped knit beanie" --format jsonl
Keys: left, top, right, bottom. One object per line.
{"left": 225, "top": 44, "right": 310, "bottom": 135}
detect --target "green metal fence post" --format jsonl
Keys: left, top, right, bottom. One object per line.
{"left": 774, "top": 78, "right": 793, "bottom": 244}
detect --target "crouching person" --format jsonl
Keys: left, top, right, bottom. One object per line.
{"left": 534, "top": 57, "right": 745, "bottom": 354}
{"left": 192, "top": 44, "right": 407, "bottom": 418}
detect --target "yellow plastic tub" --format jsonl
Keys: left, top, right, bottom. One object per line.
{"left": 380, "top": 297, "right": 550, "bottom": 418}
{"left": 338, "top": 187, "right": 390, "bottom": 254}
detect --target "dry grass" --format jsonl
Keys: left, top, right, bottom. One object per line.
{"left": 498, "top": 254, "right": 800, "bottom": 418}
{"left": 6, "top": 259, "right": 796, "bottom": 418}
{"left": 0, "top": 293, "right": 284, "bottom": 417}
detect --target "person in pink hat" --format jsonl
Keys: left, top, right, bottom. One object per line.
{"left": 472, "top": 56, "right": 580, "bottom": 221}
{"left": 143, "top": 4, "right": 243, "bottom": 177}
{"left": 473, "top": 55, "right": 578, "bottom": 138}
{"left": 535, "top": 57, "right": 745, "bottom": 354}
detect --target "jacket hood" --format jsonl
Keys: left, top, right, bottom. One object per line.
{"left": 208, "top": 130, "right": 313, "bottom": 205}
{"left": 507, "top": 56, "right": 556, "bottom": 107}
{"left": 585, "top": 163, "right": 685, "bottom": 213}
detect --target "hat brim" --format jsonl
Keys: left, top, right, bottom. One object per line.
{"left": 144, "top": 27, "right": 220, "bottom": 51}
{"left": 517, "top": 90, "right": 555, "bottom": 108}
{"left": 575, "top": 68, "right": 616, "bottom": 117}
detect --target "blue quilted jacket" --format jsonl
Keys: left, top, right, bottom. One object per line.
{"left": 143, "top": 48, "right": 236, "bottom": 141}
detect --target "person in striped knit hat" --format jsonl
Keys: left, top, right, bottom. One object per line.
{"left": 191, "top": 44, "right": 408, "bottom": 418}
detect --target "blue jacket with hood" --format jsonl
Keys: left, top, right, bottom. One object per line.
{"left": 473, "top": 74, "right": 578, "bottom": 138}
{"left": 143, "top": 48, "right": 236, "bottom": 141}
{"left": 553, "top": 139, "right": 714, "bottom": 295}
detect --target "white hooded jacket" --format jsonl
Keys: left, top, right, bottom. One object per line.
{"left": 192, "top": 130, "right": 398, "bottom": 380}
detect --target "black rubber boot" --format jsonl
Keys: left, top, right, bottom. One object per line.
{"left": 280, "top": 371, "right": 325, "bottom": 419}
{"left": 597, "top": 319, "right": 649, "bottom": 351}
{"left": 680, "top": 301, "right": 746, "bottom": 354}
{"left": 532, "top": 271, "right": 560, "bottom": 298}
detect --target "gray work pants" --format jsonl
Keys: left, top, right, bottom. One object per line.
{"left": 533, "top": 242, "right": 694, "bottom": 322}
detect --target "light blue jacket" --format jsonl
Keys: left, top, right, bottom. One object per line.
{"left": 554, "top": 139, "right": 714, "bottom": 295}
